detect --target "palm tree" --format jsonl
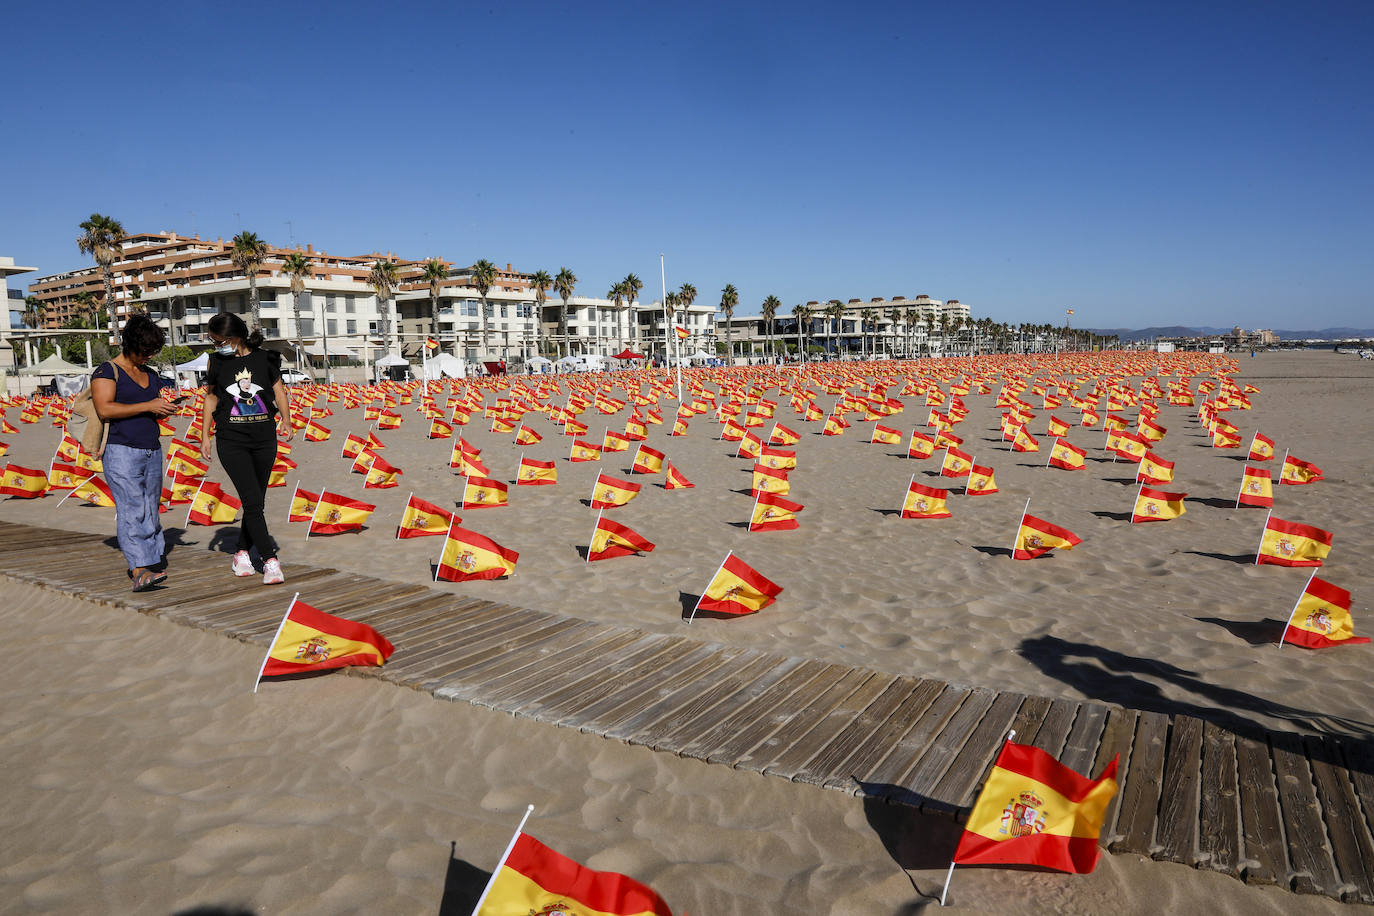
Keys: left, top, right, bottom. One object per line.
{"left": 825, "top": 300, "right": 844, "bottom": 358}
{"left": 530, "top": 269, "right": 552, "bottom": 358}
{"left": 622, "top": 273, "right": 643, "bottom": 353}
{"left": 719, "top": 284, "right": 738, "bottom": 363}
{"left": 791, "top": 303, "right": 808, "bottom": 361}
{"left": 469, "top": 259, "right": 497, "bottom": 360}
{"left": 22, "top": 295, "right": 44, "bottom": 330}
{"left": 861, "top": 308, "right": 878, "bottom": 359}
{"left": 886, "top": 306, "right": 904, "bottom": 357}
{"left": 606, "top": 280, "right": 627, "bottom": 354}
{"left": 676, "top": 283, "right": 697, "bottom": 354}
{"left": 367, "top": 259, "right": 401, "bottom": 354}
{"left": 76, "top": 213, "right": 125, "bottom": 343}
{"left": 761, "top": 295, "right": 780, "bottom": 361}
{"left": 73, "top": 291, "right": 100, "bottom": 328}
{"left": 905, "top": 309, "right": 920, "bottom": 358}
{"left": 230, "top": 231, "right": 270, "bottom": 332}
{"left": 554, "top": 267, "right": 577, "bottom": 357}
{"left": 420, "top": 258, "right": 448, "bottom": 344}
{"left": 281, "top": 252, "right": 313, "bottom": 375}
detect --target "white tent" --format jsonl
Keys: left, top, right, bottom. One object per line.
{"left": 687, "top": 349, "right": 714, "bottom": 363}
{"left": 21, "top": 353, "right": 88, "bottom": 375}
{"left": 176, "top": 353, "right": 209, "bottom": 372}
{"left": 422, "top": 352, "right": 466, "bottom": 380}
{"left": 375, "top": 354, "right": 410, "bottom": 367}
{"left": 525, "top": 356, "right": 552, "bottom": 374}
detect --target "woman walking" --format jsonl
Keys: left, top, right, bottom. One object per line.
{"left": 200, "top": 313, "right": 293, "bottom": 584}
{"left": 91, "top": 315, "right": 179, "bottom": 591}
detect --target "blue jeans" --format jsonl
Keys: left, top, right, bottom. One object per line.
{"left": 103, "top": 443, "right": 165, "bottom": 570}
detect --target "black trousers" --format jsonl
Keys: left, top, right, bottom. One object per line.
{"left": 217, "top": 436, "right": 277, "bottom": 558}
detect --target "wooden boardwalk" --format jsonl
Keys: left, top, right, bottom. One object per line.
{"left": 3, "top": 518, "right": 1372, "bottom": 905}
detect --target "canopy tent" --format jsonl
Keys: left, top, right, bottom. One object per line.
{"left": 21, "top": 353, "right": 89, "bottom": 375}
{"left": 555, "top": 355, "right": 581, "bottom": 367}
{"left": 525, "top": 356, "right": 552, "bottom": 369}
{"left": 375, "top": 354, "right": 410, "bottom": 367}
{"left": 611, "top": 348, "right": 646, "bottom": 360}
{"left": 176, "top": 353, "right": 209, "bottom": 372}
{"left": 687, "top": 349, "right": 714, "bottom": 362}
{"left": 422, "top": 352, "right": 466, "bottom": 380}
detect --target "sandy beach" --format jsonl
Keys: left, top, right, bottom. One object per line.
{"left": 2, "top": 348, "right": 1372, "bottom": 913}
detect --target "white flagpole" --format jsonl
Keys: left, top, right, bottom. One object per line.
{"left": 1046, "top": 440, "right": 1055, "bottom": 468}
{"left": 1279, "top": 447, "right": 1290, "bottom": 483}
{"left": 1277, "top": 569, "right": 1319, "bottom": 651}
{"left": 942, "top": 727, "right": 1018, "bottom": 907}
{"left": 1235, "top": 465, "right": 1248, "bottom": 508}
{"left": 253, "top": 591, "right": 299, "bottom": 693}
{"left": 966, "top": 457, "right": 976, "bottom": 496}
{"left": 185, "top": 477, "right": 207, "bottom": 528}
{"left": 305, "top": 488, "right": 321, "bottom": 540}
{"left": 689, "top": 550, "right": 733, "bottom": 625}
{"left": 436, "top": 515, "right": 455, "bottom": 582}
{"left": 287, "top": 481, "right": 300, "bottom": 524}
{"left": 747, "top": 490, "right": 761, "bottom": 532}
{"left": 587, "top": 508, "right": 603, "bottom": 563}
{"left": 1011, "top": 498, "right": 1030, "bottom": 556}
{"left": 468, "top": 804, "right": 536, "bottom": 916}
{"left": 904, "top": 473, "right": 914, "bottom": 513}
{"left": 1131, "top": 481, "right": 1144, "bottom": 523}
{"left": 396, "top": 491, "right": 412, "bottom": 540}
{"left": 1255, "top": 507, "right": 1274, "bottom": 565}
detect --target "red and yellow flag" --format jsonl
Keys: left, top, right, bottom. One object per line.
{"left": 463, "top": 475, "right": 509, "bottom": 509}
{"left": 603, "top": 430, "right": 631, "bottom": 452}
{"left": 1047, "top": 439, "right": 1086, "bottom": 471}
{"left": 1014, "top": 513, "right": 1082, "bottom": 560}
{"left": 428, "top": 418, "right": 454, "bottom": 439}
{"left": 475, "top": 832, "right": 673, "bottom": 916}
{"left": 1248, "top": 431, "right": 1275, "bottom": 462}
{"left": 288, "top": 485, "right": 321, "bottom": 523}
{"left": 590, "top": 473, "right": 641, "bottom": 509}
{"left": 749, "top": 491, "right": 804, "bottom": 532}
{"left": 966, "top": 463, "right": 998, "bottom": 496}
{"left": 664, "top": 462, "right": 694, "bottom": 490}
{"left": 870, "top": 424, "right": 902, "bottom": 445}
{"left": 1131, "top": 486, "right": 1187, "bottom": 523}
{"left": 751, "top": 463, "right": 790, "bottom": 496}
{"left": 259, "top": 599, "right": 394, "bottom": 679}
{"left": 1281, "top": 455, "right": 1323, "bottom": 485}
{"left": 736, "top": 431, "right": 763, "bottom": 459}
{"left": 304, "top": 420, "right": 332, "bottom": 442}
{"left": 570, "top": 439, "right": 602, "bottom": 463}
{"left": 769, "top": 422, "right": 801, "bottom": 446}
{"left": 941, "top": 447, "right": 973, "bottom": 478}
{"left": 341, "top": 432, "right": 368, "bottom": 459}
{"left": 69, "top": 474, "right": 116, "bottom": 508}
{"left": 166, "top": 452, "right": 209, "bottom": 478}
{"left": 1258, "top": 517, "right": 1332, "bottom": 567}
{"left": 1282, "top": 576, "right": 1369, "bottom": 649}
{"left": 696, "top": 553, "right": 783, "bottom": 616}
{"left": 48, "top": 462, "right": 92, "bottom": 490}
{"left": 1106, "top": 430, "right": 1147, "bottom": 460}
{"left": 953, "top": 740, "right": 1119, "bottom": 874}
{"left": 188, "top": 481, "right": 241, "bottom": 525}
{"left": 364, "top": 455, "right": 403, "bottom": 489}
{"left": 436, "top": 525, "right": 518, "bottom": 581}
{"left": 631, "top": 444, "right": 666, "bottom": 474}
{"left": 1137, "top": 451, "right": 1174, "bottom": 485}
{"left": 515, "top": 424, "right": 543, "bottom": 446}
{"left": 1237, "top": 466, "right": 1273, "bottom": 507}
{"left": 588, "top": 514, "right": 656, "bottom": 561}
{"left": 1010, "top": 424, "right": 1040, "bottom": 453}
{"left": 396, "top": 494, "right": 456, "bottom": 538}
{"left": 1046, "top": 415, "right": 1071, "bottom": 438}
{"left": 902, "top": 480, "right": 952, "bottom": 519}
{"left": 309, "top": 491, "right": 375, "bottom": 535}
{"left": 517, "top": 456, "right": 558, "bottom": 486}
{"left": 908, "top": 431, "right": 936, "bottom": 459}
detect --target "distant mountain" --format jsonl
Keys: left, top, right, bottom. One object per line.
{"left": 1083, "top": 326, "right": 1374, "bottom": 343}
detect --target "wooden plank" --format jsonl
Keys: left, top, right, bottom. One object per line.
{"left": 760, "top": 672, "right": 898, "bottom": 781}
{"left": 575, "top": 647, "right": 748, "bottom": 737}
{"left": 464, "top": 627, "right": 638, "bottom": 709}
{"left": 858, "top": 684, "right": 973, "bottom": 800}
{"left": 606, "top": 651, "right": 778, "bottom": 743}
{"left": 899, "top": 688, "right": 997, "bottom": 803}
{"left": 1003, "top": 694, "right": 1053, "bottom": 749}
{"left": 236, "top": 591, "right": 453, "bottom": 641}
{"left": 1235, "top": 733, "right": 1286, "bottom": 887}
{"left": 676, "top": 659, "right": 835, "bottom": 763}
{"left": 403, "top": 615, "right": 582, "bottom": 689}
{"left": 1339, "top": 737, "right": 1374, "bottom": 900}
{"left": 1093, "top": 708, "right": 1139, "bottom": 848}
{"left": 1198, "top": 721, "right": 1242, "bottom": 877}
{"left": 702, "top": 664, "right": 855, "bottom": 767}
{"left": 1059, "top": 703, "right": 1110, "bottom": 776}
{"left": 503, "top": 634, "right": 680, "bottom": 717}
{"left": 1271, "top": 731, "right": 1340, "bottom": 896}
{"left": 1154, "top": 715, "right": 1204, "bottom": 866}
{"left": 1306, "top": 735, "right": 1374, "bottom": 903}
{"left": 734, "top": 668, "right": 876, "bottom": 774}
{"left": 385, "top": 611, "right": 560, "bottom": 685}
{"left": 650, "top": 656, "right": 812, "bottom": 752}
{"left": 920, "top": 690, "right": 1024, "bottom": 816}
{"left": 1112, "top": 710, "right": 1170, "bottom": 855}
{"left": 1029, "top": 697, "right": 1079, "bottom": 759}
{"left": 360, "top": 599, "right": 513, "bottom": 658}
{"left": 551, "top": 643, "right": 730, "bottom": 731}
{"left": 513, "top": 636, "right": 691, "bottom": 722}
{"left": 788, "top": 677, "right": 933, "bottom": 788}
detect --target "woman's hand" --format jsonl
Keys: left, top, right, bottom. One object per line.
{"left": 146, "top": 397, "right": 178, "bottom": 418}
{"left": 279, "top": 421, "right": 295, "bottom": 443}
{"left": 200, "top": 439, "right": 214, "bottom": 467}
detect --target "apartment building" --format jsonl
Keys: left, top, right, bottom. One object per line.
{"left": 716, "top": 294, "right": 973, "bottom": 358}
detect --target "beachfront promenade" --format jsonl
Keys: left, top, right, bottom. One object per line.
{"left": 4, "top": 518, "right": 1371, "bottom": 905}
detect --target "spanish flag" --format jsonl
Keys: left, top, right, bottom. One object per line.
{"left": 736, "top": 431, "right": 763, "bottom": 459}
{"left": 257, "top": 598, "right": 394, "bottom": 686}
{"left": 309, "top": 490, "right": 375, "bottom": 535}
{"left": 424, "top": 336, "right": 439, "bottom": 350}
{"left": 1237, "top": 466, "right": 1273, "bottom": 508}
{"left": 569, "top": 439, "right": 602, "bottom": 463}
{"left": 908, "top": 431, "right": 936, "bottom": 459}
{"left": 588, "top": 513, "right": 656, "bottom": 561}
{"left": 935, "top": 429, "right": 962, "bottom": 449}
{"left": 757, "top": 446, "right": 796, "bottom": 471}
{"left": 871, "top": 424, "right": 902, "bottom": 445}
{"left": 490, "top": 416, "right": 516, "bottom": 434}
{"left": 463, "top": 475, "right": 509, "bottom": 509}
{"left": 1047, "top": 439, "right": 1086, "bottom": 471}
{"left": 517, "top": 455, "right": 558, "bottom": 486}
{"left": 1137, "top": 417, "right": 1167, "bottom": 443}
{"left": 749, "top": 491, "right": 804, "bottom": 532}
{"left": 268, "top": 459, "right": 291, "bottom": 488}
{"left": 822, "top": 415, "right": 847, "bottom": 436}
{"left": 474, "top": 831, "right": 673, "bottom": 916}
{"left": 396, "top": 494, "right": 456, "bottom": 538}
{"left": 941, "top": 447, "right": 973, "bottom": 478}
{"left": 953, "top": 739, "right": 1118, "bottom": 873}
{"left": 1046, "top": 415, "right": 1071, "bottom": 438}
{"left": 670, "top": 418, "right": 689, "bottom": 436}
{"left": 428, "top": 418, "right": 454, "bottom": 439}
{"left": 1257, "top": 516, "right": 1332, "bottom": 567}
{"left": 590, "top": 472, "right": 641, "bottom": 509}
{"left": 1080, "top": 407, "right": 1100, "bottom": 427}
{"left": 1014, "top": 513, "right": 1082, "bottom": 560}
{"left": 304, "top": 420, "right": 332, "bottom": 442}
{"left": 769, "top": 422, "right": 801, "bottom": 446}
{"left": 1137, "top": 451, "right": 1175, "bottom": 485}
{"left": 166, "top": 452, "right": 209, "bottom": 478}
{"left": 664, "top": 462, "right": 694, "bottom": 490}
{"left": 436, "top": 524, "right": 518, "bottom": 582}
{"left": 454, "top": 451, "right": 490, "bottom": 477}
{"left": 1107, "top": 430, "right": 1147, "bottom": 461}
{"left": 631, "top": 444, "right": 666, "bottom": 474}
{"left": 802, "top": 402, "right": 824, "bottom": 422}
{"left": 48, "top": 462, "right": 92, "bottom": 490}
{"left": 603, "top": 430, "right": 631, "bottom": 452}
{"left": 1010, "top": 424, "right": 1040, "bottom": 453}
{"left": 68, "top": 474, "right": 116, "bottom": 508}
{"left": 350, "top": 448, "right": 378, "bottom": 475}
{"left": 1281, "top": 576, "right": 1369, "bottom": 649}
{"left": 695, "top": 552, "right": 783, "bottom": 617}
{"left": 364, "top": 455, "right": 403, "bottom": 489}
{"left": 515, "top": 424, "right": 542, "bottom": 446}
{"left": 341, "top": 432, "right": 368, "bottom": 459}
{"left": 675, "top": 324, "right": 689, "bottom": 340}
{"left": 902, "top": 480, "right": 953, "bottom": 519}
{"left": 188, "top": 481, "right": 241, "bottom": 525}
{"left": 1212, "top": 427, "right": 1242, "bottom": 449}
{"left": 287, "top": 485, "right": 321, "bottom": 523}
{"left": 1248, "top": 432, "right": 1276, "bottom": 462}
{"left": 376, "top": 410, "right": 403, "bottom": 430}
{"left": 624, "top": 417, "right": 649, "bottom": 441}
{"left": 563, "top": 418, "right": 588, "bottom": 437}
{"left": 1131, "top": 486, "right": 1187, "bottom": 523}
{"left": 1281, "top": 455, "right": 1323, "bottom": 486}
{"left": 157, "top": 417, "right": 177, "bottom": 437}
{"left": 966, "top": 463, "right": 999, "bottom": 496}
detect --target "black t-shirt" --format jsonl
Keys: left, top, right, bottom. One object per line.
{"left": 207, "top": 348, "right": 282, "bottom": 442}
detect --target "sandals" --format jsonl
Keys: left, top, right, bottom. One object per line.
{"left": 131, "top": 569, "right": 168, "bottom": 592}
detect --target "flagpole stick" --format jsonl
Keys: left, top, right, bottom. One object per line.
{"left": 1131, "top": 481, "right": 1143, "bottom": 523}
{"left": 1046, "top": 441, "right": 1054, "bottom": 468}
{"left": 1278, "top": 569, "right": 1318, "bottom": 651}
{"left": 469, "top": 804, "right": 536, "bottom": 916}
{"left": 1011, "top": 498, "right": 1030, "bottom": 556}
{"left": 1279, "top": 448, "right": 1290, "bottom": 483}
{"left": 185, "top": 477, "right": 206, "bottom": 529}
{"left": 748, "top": 490, "right": 761, "bottom": 532}
{"left": 588, "top": 508, "right": 602, "bottom": 563}
{"left": 396, "top": 491, "right": 412, "bottom": 540}
{"left": 966, "top": 457, "right": 975, "bottom": 496}
{"left": 1235, "top": 465, "right": 1247, "bottom": 509}
{"left": 939, "top": 862, "right": 956, "bottom": 907}
{"left": 288, "top": 481, "right": 299, "bottom": 525}
{"left": 306, "top": 489, "right": 319, "bottom": 541}
{"left": 436, "top": 515, "right": 455, "bottom": 582}
{"left": 253, "top": 591, "right": 299, "bottom": 694}
{"left": 689, "top": 550, "right": 732, "bottom": 625}
{"left": 1255, "top": 507, "right": 1274, "bottom": 565}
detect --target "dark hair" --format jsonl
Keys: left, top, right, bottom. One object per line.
{"left": 121, "top": 314, "right": 166, "bottom": 358}
{"left": 207, "top": 312, "right": 265, "bottom": 349}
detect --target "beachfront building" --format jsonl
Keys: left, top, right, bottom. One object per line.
{"left": 715, "top": 295, "right": 973, "bottom": 360}
{"left": 1, "top": 256, "right": 37, "bottom": 376}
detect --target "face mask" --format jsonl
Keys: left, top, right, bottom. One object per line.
{"left": 215, "top": 344, "right": 235, "bottom": 357}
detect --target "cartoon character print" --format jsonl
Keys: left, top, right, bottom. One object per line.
{"left": 229, "top": 368, "right": 268, "bottom": 418}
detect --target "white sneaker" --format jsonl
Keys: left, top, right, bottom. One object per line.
{"left": 262, "top": 558, "right": 284, "bottom": 585}
{"left": 231, "top": 551, "right": 254, "bottom": 577}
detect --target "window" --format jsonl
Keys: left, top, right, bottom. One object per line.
{"left": 500, "top": 304, "right": 508, "bottom": 318}
{"left": 298, "top": 318, "right": 315, "bottom": 336}
{"left": 325, "top": 295, "right": 336, "bottom": 313}
{"left": 344, "top": 296, "right": 356, "bottom": 314}
{"left": 327, "top": 319, "right": 338, "bottom": 335}
{"left": 346, "top": 320, "right": 357, "bottom": 335}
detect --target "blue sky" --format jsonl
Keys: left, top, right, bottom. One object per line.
{"left": 4, "top": 1, "right": 1371, "bottom": 328}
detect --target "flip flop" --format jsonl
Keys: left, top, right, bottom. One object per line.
{"left": 131, "top": 570, "right": 167, "bottom": 592}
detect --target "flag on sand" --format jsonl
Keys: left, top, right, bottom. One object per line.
{"left": 1137, "top": 452, "right": 1174, "bottom": 485}
{"left": 1014, "top": 512, "right": 1082, "bottom": 560}
{"left": 941, "top": 447, "right": 973, "bottom": 478}
{"left": 1257, "top": 516, "right": 1332, "bottom": 567}
{"left": 517, "top": 456, "right": 558, "bottom": 486}
{"left": 902, "top": 480, "right": 953, "bottom": 519}
{"left": 1281, "top": 575, "right": 1369, "bottom": 649}
{"left": 751, "top": 463, "right": 790, "bottom": 496}
{"left": 1248, "top": 431, "right": 1276, "bottom": 461}
{"left": 474, "top": 830, "right": 673, "bottom": 916}
{"left": 463, "top": 475, "right": 510, "bottom": 508}
{"left": 188, "top": 481, "right": 241, "bottom": 525}
{"left": 588, "top": 513, "right": 656, "bottom": 561}
{"left": 694, "top": 552, "right": 783, "bottom": 618}
{"left": 309, "top": 491, "right": 375, "bottom": 535}
{"left": 1281, "top": 455, "right": 1323, "bottom": 485}
{"left": 966, "top": 463, "right": 999, "bottom": 496}
{"left": 952, "top": 739, "right": 1118, "bottom": 874}
{"left": 436, "top": 523, "right": 519, "bottom": 581}
{"left": 256, "top": 597, "right": 393, "bottom": 689}
{"left": 1131, "top": 486, "right": 1187, "bottom": 523}
{"left": 1047, "top": 439, "right": 1086, "bottom": 471}
{"left": 908, "top": 430, "right": 936, "bottom": 459}
{"left": 871, "top": 424, "right": 902, "bottom": 445}
{"left": 68, "top": 475, "right": 116, "bottom": 508}
{"left": 570, "top": 439, "right": 602, "bottom": 462}
{"left": 749, "top": 491, "right": 804, "bottom": 531}
{"left": 396, "top": 494, "right": 456, "bottom": 538}
{"left": 664, "top": 462, "right": 694, "bottom": 490}
{"left": 1, "top": 464, "right": 48, "bottom": 498}
{"left": 590, "top": 472, "right": 641, "bottom": 509}
{"left": 287, "top": 485, "right": 320, "bottom": 522}
{"left": 1011, "top": 425, "right": 1040, "bottom": 453}
{"left": 631, "top": 444, "right": 665, "bottom": 474}
{"left": 1237, "top": 466, "right": 1273, "bottom": 508}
